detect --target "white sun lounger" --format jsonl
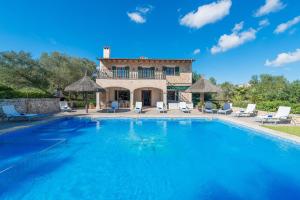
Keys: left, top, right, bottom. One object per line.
{"left": 2, "top": 105, "right": 41, "bottom": 120}
{"left": 256, "top": 106, "right": 291, "bottom": 124}
{"left": 292, "top": 116, "right": 300, "bottom": 125}
{"left": 235, "top": 104, "right": 256, "bottom": 117}
{"left": 59, "top": 101, "right": 72, "bottom": 112}
{"left": 179, "top": 102, "right": 191, "bottom": 113}
{"left": 156, "top": 102, "right": 167, "bottom": 113}
{"left": 134, "top": 102, "right": 142, "bottom": 113}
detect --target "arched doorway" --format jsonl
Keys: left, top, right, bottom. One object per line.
{"left": 102, "top": 87, "right": 131, "bottom": 108}
{"left": 133, "top": 87, "right": 164, "bottom": 107}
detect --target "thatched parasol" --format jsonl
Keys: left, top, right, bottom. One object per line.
{"left": 186, "top": 77, "right": 222, "bottom": 104}
{"left": 65, "top": 74, "right": 104, "bottom": 113}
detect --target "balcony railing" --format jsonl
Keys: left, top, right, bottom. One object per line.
{"left": 98, "top": 69, "right": 166, "bottom": 80}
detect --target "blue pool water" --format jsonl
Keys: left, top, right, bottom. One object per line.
{"left": 1, "top": 118, "right": 300, "bottom": 200}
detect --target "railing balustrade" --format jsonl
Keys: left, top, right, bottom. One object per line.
{"left": 98, "top": 69, "right": 166, "bottom": 80}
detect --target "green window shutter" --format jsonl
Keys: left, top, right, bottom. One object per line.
{"left": 150, "top": 67, "right": 155, "bottom": 78}
{"left": 175, "top": 66, "right": 180, "bottom": 76}
{"left": 114, "top": 90, "right": 118, "bottom": 100}
{"left": 112, "top": 66, "right": 116, "bottom": 78}
{"left": 125, "top": 66, "right": 130, "bottom": 78}
{"left": 138, "top": 66, "right": 142, "bottom": 78}
{"left": 162, "top": 66, "right": 166, "bottom": 75}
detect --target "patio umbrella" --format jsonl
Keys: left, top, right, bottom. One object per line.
{"left": 65, "top": 74, "right": 104, "bottom": 113}
{"left": 185, "top": 77, "right": 222, "bottom": 104}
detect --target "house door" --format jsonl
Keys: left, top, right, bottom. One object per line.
{"left": 142, "top": 90, "right": 151, "bottom": 106}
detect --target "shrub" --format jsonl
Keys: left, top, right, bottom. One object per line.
{"left": 0, "top": 85, "right": 52, "bottom": 99}
{"left": 17, "top": 87, "right": 52, "bottom": 98}
{"left": 232, "top": 100, "right": 249, "bottom": 108}
{"left": 70, "top": 100, "right": 85, "bottom": 108}
{"left": 291, "top": 104, "right": 300, "bottom": 114}
{"left": 232, "top": 100, "right": 300, "bottom": 114}
{"left": 211, "top": 102, "right": 219, "bottom": 109}
{"left": 0, "top": 85, "right": 19, "bottom": 98}
{"left": 256, "top": 100, "right": 300, "bottom": 113}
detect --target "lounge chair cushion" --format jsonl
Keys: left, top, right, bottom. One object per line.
{"left": 134, "top": 102, "right": 142, "bottom": 113}
{"left": 2, "top": 105, "right": 40, "bottom": 119}
{"left": 235, "top": 104, "right": 256, "bottom": 117}
{"left": 256, "top": 106, "right": 291, "bottom": 123}
{"left": 179, "top": 102, "right": 190, "bottom": 113}
{"left": 156, "top": 102, "right": 167, "bottom": 113}
{"left": 59, "top": 101, "right": 72, "bottom": 112}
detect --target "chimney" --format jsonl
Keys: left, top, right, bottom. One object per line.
{"left": 103, "top": 46, "right": 110, "bottom": 58}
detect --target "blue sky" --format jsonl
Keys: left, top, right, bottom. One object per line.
{"left": 0, "top": 0, "right": 299, "bottom": 84}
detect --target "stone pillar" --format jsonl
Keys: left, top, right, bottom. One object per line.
{"left": 105, "top": 89, "right": 109, "bottom": 108}
{"left": 163, "top": 92, "right": 167, "bottom": 107}
{"left": 130, "top": 91, "right": 134, "bottom": 110}
{"left": 96, "top": 92, "right": 100, "bottom": 110}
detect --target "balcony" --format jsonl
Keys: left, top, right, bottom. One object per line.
{"left": 98, "top": 69, "right": 166, "bottom": 80}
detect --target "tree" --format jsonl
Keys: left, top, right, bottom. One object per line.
{"left": 209, "top": 77, "right": 217, "bottom": 85}
{"left": 252, "top": 74, "right": 289, "bottom": 101}
{"left": 0, "top": 51, "right": 49, "bottom": 92}
{"left": 288, "top": 80, "right": 300, "bottom": 103}
{"left": 249, "top": 75, "right": 258, "bottom": 85}
{"left": 39, "top": 52, "right": 96, "bottom": 92}
{"left": 192, "top": 71, "right": 201, "bottom": 83}
{"left": 0, "top": 50, "right": 97, "bottom": 98}
{"left": 220, "top": 82, "right": 235, "bottom": 100}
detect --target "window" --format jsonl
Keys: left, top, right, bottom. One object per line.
{"left": 163, "top": 66, "right": 180, "bottom": 76}
{"left": 165, "top": 67, "right": 175, "bottom": 76}
{"left": 138, "top": 67, "right": 155, "bottom": 79}
{"left": 112, "top": 66, "right": 129, "bottom": 78}
{"left": 167, "top": 91, "right": 178, "bottom": 102}
{"left": 114, "top": 90, "right": 130, "bottom": 101}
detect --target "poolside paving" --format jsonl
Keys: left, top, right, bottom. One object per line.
{"left": 1, "top": 108, "right": 300, "bottom": 144}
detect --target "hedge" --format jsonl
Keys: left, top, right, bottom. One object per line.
{"left": 0, "top": 86, "right": 52, "bottom": 99}
{"left": 233, "top": 100, "right": 300, "bottom": 114}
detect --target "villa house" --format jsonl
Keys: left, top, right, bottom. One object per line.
{"left": 95, "top": 47, "right": 194, "bottom": 110}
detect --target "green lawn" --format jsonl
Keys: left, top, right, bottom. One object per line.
{"left": 262, "top": 125, "right": 300, "bottom": 137}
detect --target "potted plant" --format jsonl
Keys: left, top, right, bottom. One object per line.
{"left": 197, "top": 101, "right": 204, "bottom": 111}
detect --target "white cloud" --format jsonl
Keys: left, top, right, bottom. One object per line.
{"left": 254, "top": 0, "right": 285, "bottom": 17}
{"left": 257, "top": 19, "right": 270, "bottom": 31}
{"left": 193, "top": 49, "right": 201, "bottom": 55}
{"left": 265, "top": 49, "right": 300, "bottom": 67}
{"left": 136, "top": 5, "right": 153, "bottom": 14}
{"left": 211, "top": 22, "right": 257, "bottom": 54}
{"left": 232, "top": 21, "right": 244, "bottom": 32}
{"left": 127, "top": 12, "right": 146, "bottom": 24}
{"left": 274, "top": 16, "right": 300, "bottom": 34}
{"left": 127, "top": 5, "right": 153, "bottom": 24}
{"left": 259, "top": 19, "right": 270, "bottom": 27}
{"left": 179, "top": 0, "right": 232, "bottom": 29}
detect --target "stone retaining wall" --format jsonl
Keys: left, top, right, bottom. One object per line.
{"left": 0, "top": 98, "right": 60, "bottom": 115}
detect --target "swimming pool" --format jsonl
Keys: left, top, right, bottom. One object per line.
{"left": 1, "top": 117, "right": 300, "bottom": 200}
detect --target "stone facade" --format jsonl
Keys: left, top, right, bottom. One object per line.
{"left": 96, "top": 47, "right": 194, "bottom": 109}
{"left": 0, "top": 98, "right": 60, "bottom": 116}
{"left": 166, "top": 73, "right": 192, "bottom": 86}
{"left": 99, "top": 59, "right": 192, "bottom": 86}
